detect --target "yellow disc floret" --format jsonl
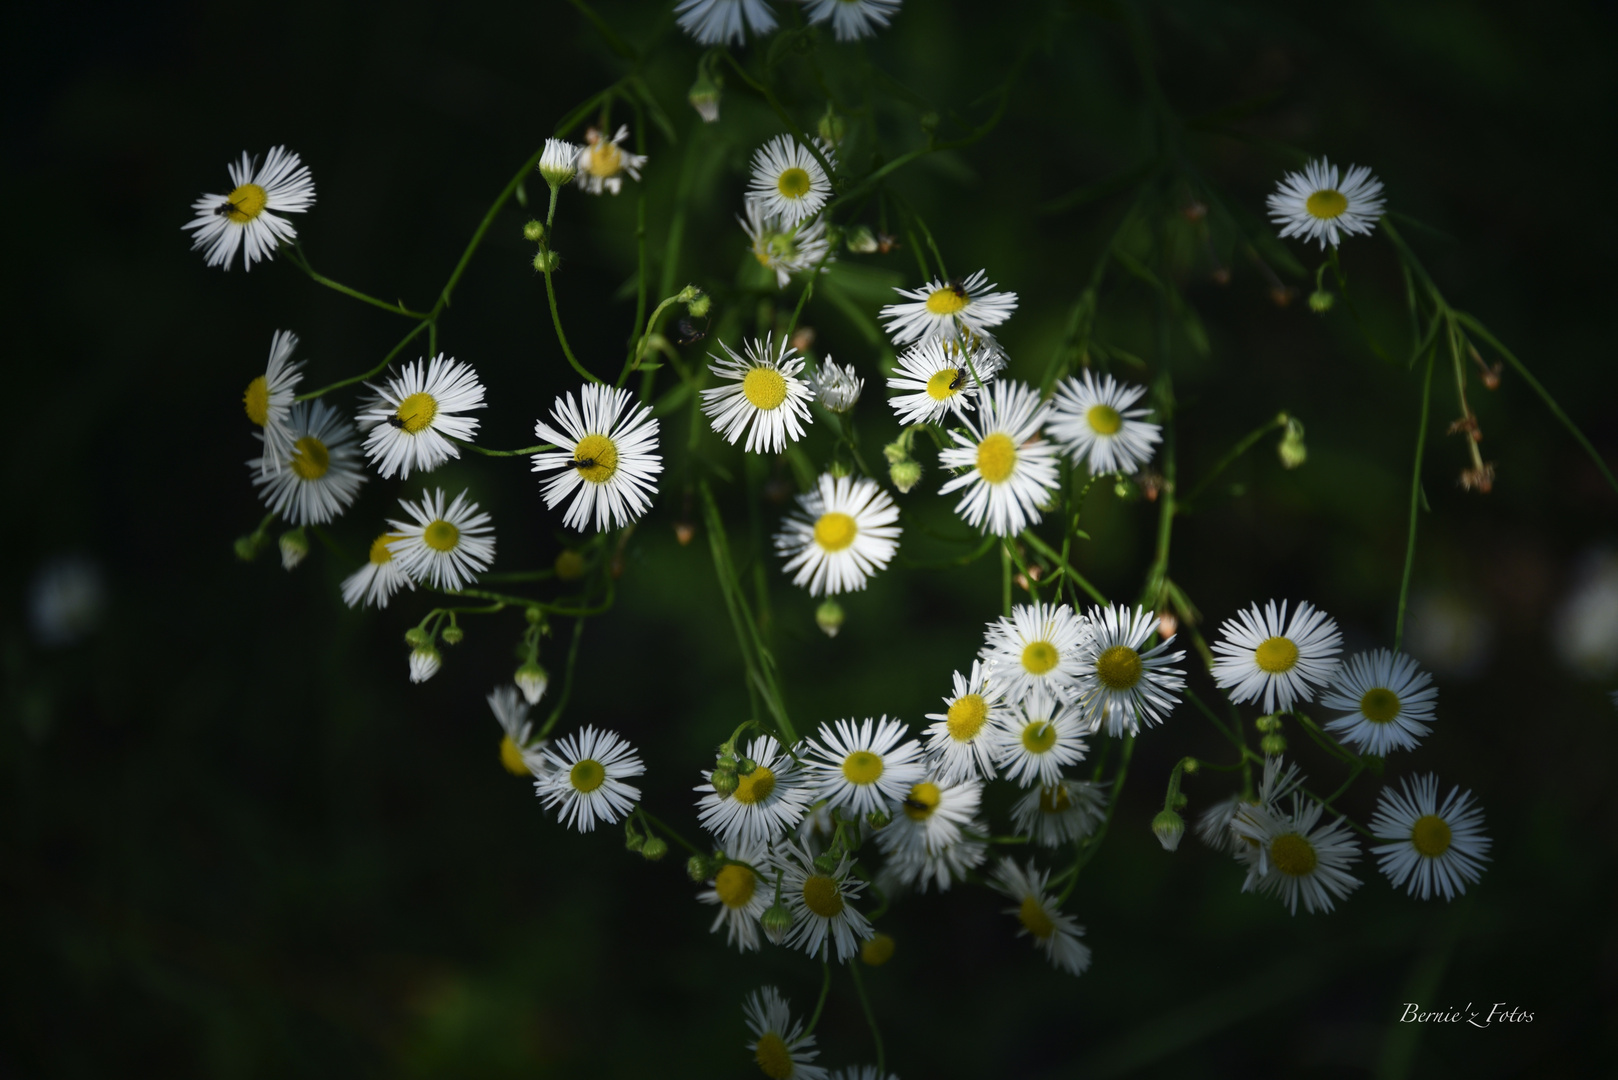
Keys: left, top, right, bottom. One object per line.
{"left": 946, "top": 694, "right": 989, "bottom": 741}
{"left": 1021, "top": 640, "right": 1059, "bottom": 675}
{"left": 1269, "top": 833, "right": 1317, "bottom": 876}
{"left": 569, "top": 758, "right": 605, "bottom": 793}
{"left": 801, "top": 874, "right": 844, "bottom": 918}
{"left": 902, "top": 782, "right": 941, "bottom": 821}
{"left": 976, "top": 432, "right": 1018, "bottom": 483}
{"left": 1038, "top": 784, "right": 1072, "bottom": 814}
{"left": 1018, "top": 895, "right": 1055, "bottom": 939}
{"left": 499, "top": 735, "right": 528, "bottom": 776}
{"left": 395, "top": 391, "right": 438, "bottom": 434}
{"left": 424, "top": 520, "right": 460, "bottom": 552}
{"left": 1306, "top": 189, "right": 1348, "bottom": 220}
{"left": 572, "top": 432, "right": 619, "bottom": 484}
{"left": 244, "top": 376, "right": 270, "bottom": 426}
{"left": 714, "top": 863, "right": 757, "bottom": 908}
{"left": 1254, "top": 636, "right": 1300, "bottom": 674}
{"left": 587, "top": 142, "right": 623, "bottom": 179}
{"left": 1021, "top": 721, "right": 1057, "bottom": 754}
{"left": 841, "top": 750, "right": 884, "bottom": 785}
{"left": 927, "top": 368, "right": 962, "bottom": 400}
{"left": 223, "top": 183, "right": 268, "bottom": 223}
{"left": 776, "top": 167, "right": 811, "bottom": 199}
{"left": 368, "top": 534, "right": 400, "bottom": 565}
{"left": 1359, "top": 687, "right": 1401, "bottom": 723}
{"left": 753, "top": 1032, "right": 794, "bottom": 1080}
{"left": 289, "top": 436, "right": 330, "bottom": 480}
{"left": 1095, "top": 645, "right": 1143, "bottom": 691}
{"left": 813, "top": 512, "right": 858, "bottom": 552}
{"left": 743, "top": 367, "right": 789, "bottom": 410}
{"left": 733, "top": 765, "right": 777, "bottom": 805}
{"left": 925, "top": 287, "right": 969, "bottom": 315}
{"left": 1085, "top": 404, "right": 1122, "bottom": 435}
{"left": 1411, "top": 814, "right": 1452, "bottom": 857}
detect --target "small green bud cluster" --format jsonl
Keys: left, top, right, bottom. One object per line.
{"left": 884, "top": 429, "right": 923, "bottom": 494}
{"left": 1308, "top": 288, "right": 1335, "bottom": 313}
{"left": 815, "top": 599, "right": 845, "bottom": 638}
{"left": 440, "top": 624, "right": 465, "bottom": 646}
{"left": 1277, "top": 417, "right": 1307, "bottom": 470}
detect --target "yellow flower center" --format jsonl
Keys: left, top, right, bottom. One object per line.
{"left": 813, "top": 511, "right": 858, "bottom": 552}
{"left": 587, "top": 142, "right": 623, "bottom": 178}
{"left": 1359, "top": 687, "right": 1401, "bottom": 723}
{"left": 289, "top": 436, "right": 330, "bottom": 480}
{"left": 926, "top": 367, "right": 962, "bottom": 400}
{"left": 572, "top": 432, "right": 619, "bottom": 484}
{"left": 902, "top": 782, "right": 941, "bottom": 821}
{"left": 1254, "top": 636, "right": 1300, "bottom": 674}
{"left": 569, "top": 758, "right": 605, "bottom": 793}
{"left": 1018, "top": 895, "right": 1055, "bottom": 939}
{"left": 423, "top": 520, "right": 460, "bottom": 552}
{"left": 244, "top": 376, "right": 270, "bottom": 426}
{"left": 841, "top": 750, "right": 884, "bottom": 785}
{"left": 1021, "top": 639, "right": 1059, "bottom": 675}
{"left": 976, "top": 432, "right": 1017, "bottom": 484}
{"left": 499, "top": 735, "right": 528, "bottom": 776}
{"left": 1021, "top": 720, "right": 1057, "bottom": 754}
{"left": 714, "top": 863, "right": 757, "bottom": 908}
{"left": 223, "top": 182, "right": 268, "bottom": 223}
{"left": 368, "top": 533, "right": 401, "bottom": 565}
{"left": 1086, "top": 404, "right": 1122, "bottom": 435}
{"left": 1411, "top": 814, "right": 1452, "bottom": 857}
{"left": 733, "top": 765, "right": 777, "bottom": 805}
{"left": 925, "top": 287, "right": 969, "bottom": 315}
{"left": 1305, "top": 189, "right": 1348, "bottom": 220}
{"left": 395, "top": 391, "right": 438, "bottom": 434}
{"left": 776, "top": 167, "right": 811, "bottom": 199}
{"left": 801, "top": 874, "right": 844, "bottom": 918}
{"left": 945, "top": 693, "right": 989, "bottom": 741}
{"left": 861, "top": 932, "right": 895, "bottom": 966}
{"left": 1038, "top": 784, "right": 1072, "bottom": 814}
{"left": 1095, "top": 644, "right": 1142, "bottom": 691}
{"left": 1269, "top": 833, "right": 1317, "bottom": 876}
{"left": 743, "top": 367, "right": 789, "bottom": 410}
{"left": 754, "top": 1032, "right": 794, "bottom": 1080}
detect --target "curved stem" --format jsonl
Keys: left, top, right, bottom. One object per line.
{"left": 1394, "top": 347, "right": 1437, "bottom": 651}
{"left": 285, "top": 244, "right": 429, "bottom": 319}
{"left": 804, "top": 963, "right": 833, "bottom": 1037}
{"left": 538, "top": 617, "right": 588, "bottom": 739}
{"left": 848, "top": 962, "right": 885, "bottom": 1075}
{"left": 294, "top": 319, "right": 430, "bottom": 401}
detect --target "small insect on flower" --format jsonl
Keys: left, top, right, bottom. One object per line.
{"left": 531, "top": 383, "right": 663, "bottom": 533}
{"left": 358, "top": 355, "right": 486, "bottom": 480}
{"left": 184, "top": 146, "right": 316, "bottom": 271}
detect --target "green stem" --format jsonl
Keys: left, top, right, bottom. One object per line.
{"left": 436, "top": 144, "right": 550, "bottom": 318}
{"left": 1182, "top": 413, "right": 1288, "bottom": 507}
{"left": 542, "top": 251, "right": 602, "bottom": 385}
{"left": 295, "top": 319, "right": 430, "bottom": 401}
{"left": 638, "top": 808, "right": 704, "bottom": 857}
{"left": 537, "top": 617, "right": 587, "bottom": 739}
{"left": 1394, "top": 347, "right": 1436, "bottom": 651}
{"left": 451, "top": 438, "right": 556, "bottom": 457}
{"left": 286, "top": 244, "right": 429, "bottom": 318}
{"left": 804, "top": 963, "right": 833, "bottom": 1036}
{"left": 848, "top": 961, "right": 885, "bottom": 1075}
{"left": 1000, "top": 540, "right": 1012, "bottom": 617}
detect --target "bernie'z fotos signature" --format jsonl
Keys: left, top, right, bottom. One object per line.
{"left": 1400, "top": 1003, "right": 1534, "bottom": 1028}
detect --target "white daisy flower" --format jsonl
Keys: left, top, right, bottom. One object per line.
{"left": 746, "top": 135, "right": 836, "bottom": 227}
{"left": 1268, "top": 158, "right": 1386, "bottom": 249}
{"left": 249, "top": 400, "right": 366, "bottom": 526}
{"left": 678, "top": 0, "right": 779, "bottom": 46}
{"left": 537, "top": 137, "right": 579, "bottom": 187}
{"left": 488, "top": 685, "right": 549, "bottom": 779}
{"left": 1220, "top": 756, "right": 1308, "bottom": 856}
{"left": 807, "top": 357, "right": 862, "bottom": 413}
{"left": 769, "top": 841, "right": 874, "bottom": 962}
{"left": 988, "top": 685, "right": 1089, "bottom": 788}
{"left": 386, "top": 489, "right": 496, "bottom": 590}
{"left": 340, "top": 532, "right": 415, "bottom": 609}
{"left": 183, "top": 146, "right": 315, "bottom": 271}
{"left": 804, "top": 716, "right": 927, "bottom": 819}
{"left": 773, "top": 473, "right": 901, "bottom": 596}
{"left": 879, "top": 269, "right": 1018, "bottom": 349}
{"left": 698, "top": 847, "right": 772, "bottom": 952}
{"left": 743, "top": 201, "right": 833, "bottom": 289}
{"left": 872, "top": 775, "right": 985, "bottom": 892}
{"left": 1319, "top": 649, "right": 1437, "bottom": 756}
{"left": 938, "top": 380, "right": 1060, "bottom": 537}
{"left": 358, "top": 355, "right": 486, "bottom": 480}
{"left": 574, "top": 125, "right": 646, "bottom": 196}
{"left": 922, "top": 660, "right": 1005, "bottom": 783}
{"left": 886, "top": 337, "right": 1005, "bottom": 427}
{"left": 531, "top": 383, "right": 663, "bottom": 533}
{"left": 1232, "top": 796, "right": 1361, "bottom": 915}
{"left": 535, "top": 726, "right": 645, "bottom": 832}
{"left": 742, "top": 987, "right": 828, "bottom": 1080}
{"left": 1370, "top": 775, "right": 1490, "bottom": 901}
{"left": 1076, "top": 604, "right": 1185, "bottom": 737}
{"left": 695, "top": 735, "right": 814, "bottom": 850}
{"left": 801, "top": 0, "right": 901, "bottom": 41}
{"left": 700, "top": 335, "right": 815, "bottom": 454}
{"left": 243, "top": 330, "right": 304, "bottom": 473}
{"left": 1211, "top": 600, "right": 1343, "bottom": 715}
{"left": 989, "top": 858, "right": 1091, "bottom": 976}
{"left": 980, "top": 600, "right": 1091, "bottom": 705}
{"left": 1011, "top": 779, "right": 1108, "bottom": 848}
{"left": 1046, "top": 371, "right": 1162, "bottom": 476}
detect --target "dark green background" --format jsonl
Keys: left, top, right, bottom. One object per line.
{"left": 5, "top": 0, "right": 1615, "bottom": 1076}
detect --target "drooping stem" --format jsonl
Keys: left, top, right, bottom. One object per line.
{"left": 848, "top": 961, "right": 886, "bottom": 1075}
{"left": 1394, "top": 347, "right": 1437, "bottom": 651}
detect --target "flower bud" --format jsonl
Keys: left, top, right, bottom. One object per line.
{"left": 1308, "top": 289, "right": 1335, "bottom": 314}
{"left": 815, "top": 599, "right": 845, "bottom": 639}
{"left": 555, "top": 549, "right": 587, "bottom": 580}
{"left": 1152, "top": 808, "right": 1186, "bottom": 852}
{"left": 761, "top": 901, "right": 793, "bottom": 944}
{"left": 818, "top": 107, "right": 846, "bottom": 147}
{"left": 673, "top": 521, "right": 696, "bottom": 546}
{"left": 1260, "top": 733, "right": 1288, "bottom": 756}
{"left": 278, "top": 528, "right": 308, "bottom": 571}
{"left": 686, "top": 292, "right": 712, "bottom": 319}
{"left": 537, "top": 137, "right": 579, "bottom": 187}
{"left": 233, "top": 533, "right": 265, "bottom": 562}
{"left": 641, "top": 836, "right": 669, "bottom": 862}
{"left": 889, "top": 459, "right": 922, "bottom": 494}
{"left": 440, "top": 624, "right": 464, "bottom": 646}
{"left": 882, "top": 437, "right": 910, "bottom": 465}
{"left": 1277, "top": 417, "right": 1307, "bottom": 470}
{"left": 737, "top": 758, "right": 758, "bottom": 775}
{"left": 845, "top": 225, "right": 879, "bottom": 254}
{"left": 533, "top": 250, "right": 562, "bottom": 273}
{"left": 828, "top": 461, "right": 852, "bottom": 479}
{"left": 408, "top": 645, "right": 442, "bottom": 684}
{"left": 866, "top": 809, "right": 890, "bottom": 829}
{"left": 860, "top": 932, "right": 896, "bottom": 966}
{"left": 711, "top": 766, "right": 739, "bottom": 797}
{"left": 523, "top": 220, "right": 545, "bottom": 243}
{"left": 919, "top": 111, "right": 939, "bottom": 134}
{"left": 515, "top": 661, "right": 550, "bottom": 705}
{"left": 404, "top": 626, "right": 431, "bottom": 648}
{"left": 1254, "top": 714, "right": 1282, "bottom": 733}
{"left": 813, "top": 852, "right": 840, "bottom": 874}
{"left": 688, "top": 68, "right": 722, "bottom": 123}
{"left": 687, "top": 854, "right": 712, "bottom": 882}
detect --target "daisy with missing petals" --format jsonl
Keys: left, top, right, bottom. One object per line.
{"left": 679, "top": 0, "right": 779, "bottom": 46}
{"left": 886, "top": 337, "right": 1005, "bottom": 427}
{"left": 980, "top": 600, "right": 1091, "bottom": 705}
{"left": 1047, "top": 371, "right": 1162, "bottom": 476}
{"left": 1233, "top": 796, "right": 1361, "bottom": 915}
{"left": 386, "top": 489, "right": 496, "bottom": 590}
{"left": 746, "top": 135, "right": 836, "bottom": 227}
{"left": 535, "top": 726, "right": 644, "bottom": 832}
{"left": 988, "top": 685, "right": 1089, "bottom": 788}
{"left": 700, "top": 335, "right": 815, "bottom": 454}
{"left": 743, "top": 987, "right": 827, "bottom": 1080}
{"left": 922, "top": 660, "right": 1005, "bottom": 783}
{"left": 769, "top": 841, "right": 874, "bottom": 962}
{"left": 743, "top": 202, "right": 833, "bottom": 289}
{"left": 807, "top": 357, "right": 862, "bottom": 413}
{"left": 801, "top": 0, "right": 902, "bottom": 41}
{"left": 990, "top": 859, "right": 1092, "bottom": 976}
{"left": 696, "top": 735, "right": 814, "bottom": 850}
{"left": 250, "top": 401, "right": 366, "bottom": 525}
{"left": 358, "top": 355, "right": 486, "bottom": 479}
{"left": 1267, "top": 158, "right": 1386, "bottom": 249}
{"left": 1216, "top": 757, "right": 1308, "bottom": 855}
{"left": 774, "top": 473, "right": 900, "bottom": 596}
{"left": 1011, "top": 779, "right": 1107, "bottom": 848}
{"left": 872, "top": 776, "right": 985, "bottom": 891}
{"left": 1077, "top": 604, "right": 1185, "bottom": 736}
{"left": 531, "top": 384, "right": 662, "bottom": 533}
{"left": 575, "top": 126, "right": 646, "bottom": 196}
{"left": 341, "top": 532, "right": 415, "bottom": 609}
{"left": 879, "top": 269, "right": 1018, "bottom": 348}
{"left": 184, "top": 146, "right": 315, "bottom": 271}
{"left": 243, "top": 330, "right": 304, "bottom": 471}
{"left": 804, "top": 716, "right": 927, "bottom": 819}
{"left": 489, "top": 685, "right": 548, "bottom": 779}
{"left": 1319, "top": 649, "right": 1437, "bottom": 756}
{"left": 1370, "top": 775, "right": 1490, "bottom": 901}
{"left": 698, "top": 847, "right": 772, "bottom": 952}
{"left": 1211, "top": 600, "right": 1343, "bottom": 715}
{"left": 938, "top": 380, "right": 1060, "bottom": 537}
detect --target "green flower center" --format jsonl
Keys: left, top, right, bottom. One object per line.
{"left": 1021, "top": 720, "right": 1057, "bottom": 754}
{"left": 841, "top": 750, "right": 883, "bottom": 785}
{"left": 1021, "top": 640, "right": 1059, "bottom": 675}
{"left": 1305, "top": 189, "right": 1348, "bottom": 219}
{"left": 1018, "top": 895, "right": 1055, "bottom": 939}
{"left": 1359, "top": 687, "right": 1401, "bottom": 723}
{"left": 754, "top": 1032, "right": 793, "bottom": 1080}
{"left": 423, "top": 520, "right": 460, "bottom": 552}
{"left": 1269, "top": 833, "right": 1317, "bottom": 876}
{"left": 1095, "top": 644, "right": 1142, "bottom": 690}
{"left": 1086, "top": 404, "right": 1122, "bottom": 435}
{"left": 802, "top": 874, "right": 844, "bottom": 918}
{"left": 289, "top": 436, "right": 330, "bottom": 480}
{"left": 569, "top": 758, "right": 605, "bottom": 793}
{"left": 1411, "top": 814, "right": 1452, "bottom": 857}
{"left": 1254, "top": 636, "right": 1299, "bottom": 674}
{"left": 777, "top": 167, "right": 811, "bottom": 199}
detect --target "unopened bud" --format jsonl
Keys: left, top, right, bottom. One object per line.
{"left": 525, "top": 606, "right": 544, "bottom": 625}
{"left": 686, "top": 292, "right": 712, "bottom": 319}
{"left": 889, "top": 459, "right": 922, "bottom": 494}
{"left": 1277, "top": 417, "right": 1307, "bottom": 470}
{"left": 1181, "top": 757, "right": 1200, "bottom": 775}
{"left": 523, "top": 220, "right": 545, "bottom": 243}
{"left": 761, "top": 901, "right": 793, "bottom": 943}
{"left": 846, "top": 225, "right": 879, "bottom": 254}
{"left": 641, "top": 836, "right": 669, "bottom": 861}
{"left": 866, "top": 809, "right": 890, "bottom": 829}
{"left": 624, "top": 830, "right": 645, "bottom": 853}
{"left": 1152, "top": 809, "right": 1186, "bottom": 852}
{"left": 555, "top": 550, "right": 587, "bottom": 580}
{"left": 673, "top": 521, "right": 696, "bottom": 546}
{"left": 408, "top": 645, "right": 442, "bottom": 684}
{"left": 711, "top": 767, "right": 739, "bottom": 797}
{"left": 861, "top": 933, "right": 895, "bottom": 966}
{"left": 515, "top": 661, "right": 550, "bottom": 705}
{"left": 818, "top": 107, "right": 846, "bottom": 147}
{"left": 687, "top": 854, "right": 712, "bottom": 882}
{"left": 1260, "top": 733, "right": 1288, "bottom": 756}
{"left": 814, "top": 852, "right": 840, "bottom": 874}
{"left": 1254, "top": 714, "right": 1283, "bottom": 733}
{"left": 815, "top": 599, "right": 845, "bottom": 638}
{"left": 537, "top": 137, "right": 579, "bottom": 187}
{"left": 828, "top": 460, "right": 852, "bottom": 479}
{"left": 440, "top": 624, "right": 464, "bottom": 646}
{"left": 737, "top": 758, "right": 758, "bottom": 775}
{"left": 1308, "top": 288, "right": 1335, "bottom": 314}
{"left": 919, "top": 111, "right": 939, "bottom": 134}
{"left": 234, "top": 533, "right": 265, "bottom": 562}
{"left": 278, "top": 528, "right": 308, "bottom": 571}
{"left": 404, "top": 626, "right": 431, "bottom": 648}
{"left": 688, "top": 68, "right": 722, "bottom": 123}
